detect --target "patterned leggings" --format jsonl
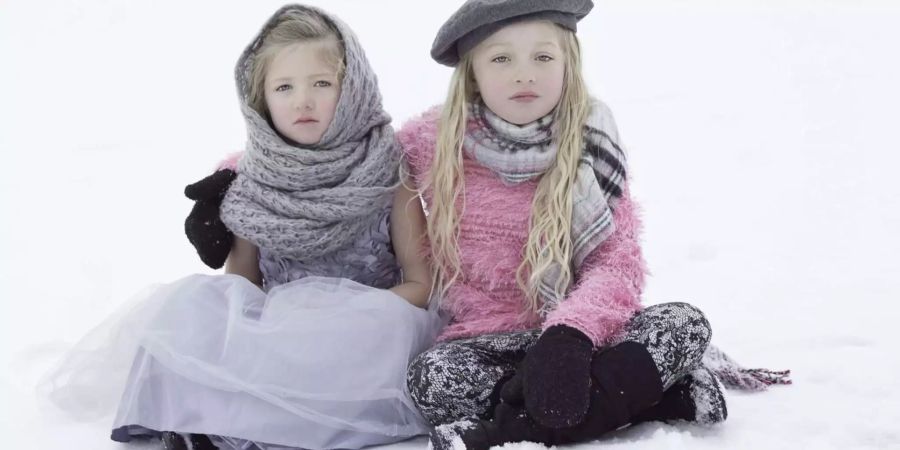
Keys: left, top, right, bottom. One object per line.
{"left": 407, "top": 302, "right": 719, "bottom": 425}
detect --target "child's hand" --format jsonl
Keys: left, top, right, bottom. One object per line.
{"left": 184, "top": 169, "right": 237, "bottom": 269}
{"left": 184, "top": 168, "right": 237, "bottom": 202}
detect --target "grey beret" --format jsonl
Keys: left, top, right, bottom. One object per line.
{"left": 431, "top": 0, "right": 594, "bottom": 67}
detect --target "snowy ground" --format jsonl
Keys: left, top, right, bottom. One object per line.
{"left": 2, "top": 0, "right": 899, "bottom": 449}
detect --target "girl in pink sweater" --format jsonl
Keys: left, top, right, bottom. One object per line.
{"left": 400, "top": 1, "right": 787, "bottom": 449}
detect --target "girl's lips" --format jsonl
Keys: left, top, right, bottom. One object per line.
{"left": 293, "top": 118, "right": 318, "bottom": 124}
{"left": 510, "top": 92, "right": 539, "bottom": 102}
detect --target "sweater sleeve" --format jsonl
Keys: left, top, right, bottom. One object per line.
{"left": 216, "top": 151, "right": 244, "bottom": 172}
{"left": 542, "top": 184, "right": 647, "bottom": 347}
{"left": 396, "top": 106, "right": 442, "bottom": 186}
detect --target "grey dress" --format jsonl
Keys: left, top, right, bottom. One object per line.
{"left": 258, "top": 209, "right": 401, "bottom": 291}
{"left": 108, "top": 209, "right": 443, "bottom": 449}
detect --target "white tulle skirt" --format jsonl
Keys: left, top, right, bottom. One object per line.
{"left": 41, "top": 274, "right": 444, "bottom": 449}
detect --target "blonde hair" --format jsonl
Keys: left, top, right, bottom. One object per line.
{"left": 248, "top": 10, "right": 346, "bottom": 118}
{"left": 426, "top": 25, "right": 590, "bottom": 313}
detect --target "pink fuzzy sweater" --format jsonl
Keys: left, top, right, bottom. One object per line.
{"left": 396, "top": 106, "right": 647, "bottom": 347}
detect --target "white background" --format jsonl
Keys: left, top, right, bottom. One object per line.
{"left": 2, "top": 1, "right": 899, "bottom": 449}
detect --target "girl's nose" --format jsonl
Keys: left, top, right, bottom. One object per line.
{"left": 515, "top": 72, "right": 536, "bottom": 84}
{"left": 293, "top": 95, "right": 314, "bottom": 111}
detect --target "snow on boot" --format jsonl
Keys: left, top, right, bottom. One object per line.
{"left": 428, "top": 419, "right": 486, "bottom": 450}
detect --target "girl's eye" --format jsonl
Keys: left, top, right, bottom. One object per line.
{"left": 314, "top": 80, "right": 332, "bottom": 87}
{"left": 536, "top": 55, "right": 554, "bottom": 62}
{"left": 491, "top": 55, "right": 510, "bottom": 63}
{"left": 275, "top": 84, "right": 292, "bottom": 92}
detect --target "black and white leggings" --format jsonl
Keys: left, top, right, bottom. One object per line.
{"left": 407, "top": 302, "right": 722, "bottom": 426}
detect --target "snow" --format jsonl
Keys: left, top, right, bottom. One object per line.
{"left": 2, "top": 0, "right": 899, "bottom": 449}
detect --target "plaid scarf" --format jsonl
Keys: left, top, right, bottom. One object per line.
{"left": 464, "top": 99, "right": 627, "bottom": 311}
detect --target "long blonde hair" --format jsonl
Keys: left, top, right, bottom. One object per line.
{"left": 247, "top": 10, "right": 346, "bottom": 118}
{"left": 426, "top": 25, "right": 590, "bottom": 313}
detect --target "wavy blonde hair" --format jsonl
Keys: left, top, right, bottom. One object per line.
{"left": 247, "top": 10, "right": 346, "bottom": 118}
{"left": 426, "top": 24, "right": 590, "bottom": 313}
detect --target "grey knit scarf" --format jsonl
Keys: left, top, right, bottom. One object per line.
{"left": 220, "top": 5, "right": 399, "bottom": 259}
{"left": 464, "top": 99, "right": 627, "bottom": 310}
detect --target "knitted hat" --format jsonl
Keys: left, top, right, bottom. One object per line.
{"left": 431, "top": 0, "right": 594, "bottom": 67}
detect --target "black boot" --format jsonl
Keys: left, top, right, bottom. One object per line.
{"left": 633, "top": 366, "right": 728, "bottom": 425}
{"left": 189, "top": 434, "right": 217, "bottom": 449}
{"left": 428, "top": 403, "right": 558, "bottom": 450}
{"left": 429, "top": 341, "right": 664, "bottom": 449}
{"left": 161, "top": 432, "right": 217, "bottom": 450}
{"left": 161, "top": 432, "right": 187, "bottom": 450}
{"left": 428, "top": 419, "right": 491, "bottom": 450}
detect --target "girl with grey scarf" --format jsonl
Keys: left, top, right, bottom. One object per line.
{"left": 42, "top": 5, "right": 441, "bottom": 450}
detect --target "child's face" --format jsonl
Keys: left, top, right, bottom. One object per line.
{"left": 471, "top": 21, "right": 565, "bottom": 125}
{"left": 264, "top": 40, "right": 342, "bottom": 145}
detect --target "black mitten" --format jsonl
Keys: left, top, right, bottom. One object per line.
{"left": 434, "top": 340, "right": 666, "bottom": 450}
{"left": 184, "top": 169, "right": 236, "bottom": 269}
{"left": 521, "top": 325, "right": 594, "bottom": 428}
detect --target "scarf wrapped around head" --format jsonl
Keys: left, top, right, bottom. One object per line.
{"left": 464, "top": 98, "right": 627, "bottom": 312}
{"left": 221, "top": 5, "right": 399, "bottom": 259}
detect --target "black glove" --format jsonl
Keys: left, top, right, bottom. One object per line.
{"left": 518, "top": 325, "right": 594, "bottom": 428}
{"left": 184, "top": 169, "right": 236, "bottom": 269}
